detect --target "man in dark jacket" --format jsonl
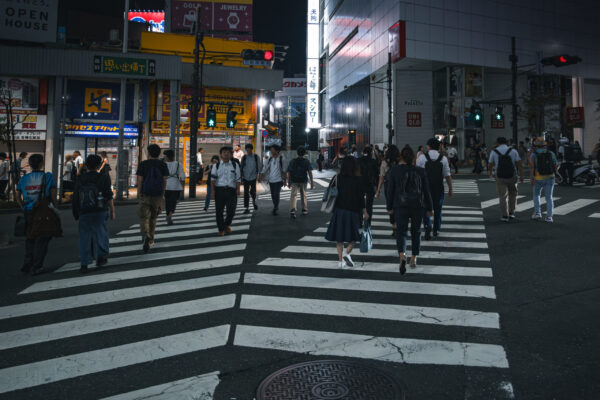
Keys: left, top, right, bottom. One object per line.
{"left": 73, "top": 155, "right": 115, "bottom": 273}
{"left": 358, "top": 146, "right": 379, "bottom": 224}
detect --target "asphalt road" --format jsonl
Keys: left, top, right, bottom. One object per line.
{"left": 0, "top": 171, "right": 598, "bottom": 400}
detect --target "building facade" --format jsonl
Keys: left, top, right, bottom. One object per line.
{"left": 313, "top": 0, "right": 600, "bottom": 157}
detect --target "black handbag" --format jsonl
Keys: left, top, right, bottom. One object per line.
{"left": 14, "top": 215, "right": 26, "bottom": 237}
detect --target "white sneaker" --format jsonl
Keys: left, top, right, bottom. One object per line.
{"left": 531, "top": 212, "right": 542, "bottom": 220}
{"left": 545, "top": 216, "right": 554, "bottom": 223}
{"left": 338, "top": 261, "right": 347, "bottom": 269}
{"left": 343, "top": 253, "right": 354, "bottom": 267}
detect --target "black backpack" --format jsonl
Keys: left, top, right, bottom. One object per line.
{"left": 535, "top": 151, "right": 555, "bottom": 175}
{"left": 289, "top": 157, "right": 309, "bottom": 183}
{"left": 494, "top": 148, "right": 515, "bottom": 179}
{"left": 142, "top": 164, "right": 165, "bottom": 196}
{"left": 78, "top": 174, "right": 107, "bottom": 212}
{"left": 564, "top": 144, "right": 584, "bottom": 162}
{"left": 397, "top": 167, "right": 423, "bottom": 209}
{"left": 424, "top": 153, "right": 444, "bottom": 195}
{"left": 241, "top": 154, "right": 259, "bottom": 173}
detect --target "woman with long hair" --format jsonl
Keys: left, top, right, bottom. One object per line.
{"left": 163, "top": 149, "right": 185, "bottom": 225}
{"left": 325, "top": 157, "right": 369, "bottom": 269}
{"left": 375, "top": 144, "right": 400, "bottom": 236}
{"left": 203, "top": 155, "right": 220, "bottom": 211}
{"left": 386, "top": 146, "right": 433, "bottom": 274}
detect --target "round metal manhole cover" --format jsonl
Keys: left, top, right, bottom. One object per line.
{"left": 256, "top": 360, "right": 404, "bottom": 400}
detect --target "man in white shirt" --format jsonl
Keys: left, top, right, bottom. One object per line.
{"left": 488, "top": 136, "right": 524, "bottom": 222}
{"left": 446, "top": 145, "right": 459, "bottom": 174}
{"left": 259, "top": 144, "right": 288, "bottom": 215}
{"left": 0, "top": 152, "right": 9, "bottom": 199}
{"left": 211, "top": 146, "right": 241, "bottom": 236}
{"left": 73, "top": 151, "right": 84, "bottom": 176}
{"left": 233, "top": 145, "right": 244, "bottom": 163}
{"left": 416, "top": 138, "right": 453, "bottom": 239}
{"left": 196, "top": 148, "right": 204, "bottom": 181}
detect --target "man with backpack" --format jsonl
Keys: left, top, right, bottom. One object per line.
{"left": 72, "top": 155, "right": 116, "bottom": 273}
{"left": 358, "top": 146, "right": 379, "bottom": 223}
{"left": 287, "top": 146, "right": 314, "bottom": 219}
{"left": 488, "top": 137, "right": 524, "bottom": 222}
{"left": 529, "top": 137, "right": 558, "bottom": 222}
{"left": 416, "top": 138, "right": 453, "bottom": 239}
{"left": 241, "top": 143, "right": 261, "bottom": 214}
{"left": 259, "top": 144, "right": 288, "bottom": 216}
{"left": 136, "top": 144, "right": 169, "bottom": 252}
{"left": 211, "top": 146, "right": 241, "bottom": 236}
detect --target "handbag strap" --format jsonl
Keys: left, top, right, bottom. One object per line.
{"left": 38, "top": 172, "right": 47, "bottom": 201}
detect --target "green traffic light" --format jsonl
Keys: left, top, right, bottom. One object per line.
{"left": 495, "top": 113, "right": 502, "bottom": 121}
{"left": 475, "top": 114, "right": 481, "bottom": 121}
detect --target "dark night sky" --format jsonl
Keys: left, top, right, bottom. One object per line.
{"left": 60, "top": 0, "right": 306, "bottom": 76}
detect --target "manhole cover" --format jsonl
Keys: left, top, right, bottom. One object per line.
{"left": 256, "top": 360, "right": 404, "bottom": 400}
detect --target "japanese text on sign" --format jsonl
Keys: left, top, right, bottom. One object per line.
{"left": 94, "top": 56, "right": 155, "bottom": 76}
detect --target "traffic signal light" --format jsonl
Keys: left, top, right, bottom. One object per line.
{"left": 226, "top": 108, "right": 237, "bottom": 129}
{"left": 206, "top": 107, "right": 216, "bottom": 128}
{"left": 241, "top": 49, "right": 274, "bottom": 66}
{"left": 494, "top": 106, "right": 504, "bottom": 121}
{"left": 471, "top": 103, "right": 482, "bottom": 126}
{"left": 540, "top": 54, "right": 582, "bottom": 67}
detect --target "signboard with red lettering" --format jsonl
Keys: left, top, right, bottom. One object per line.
{"left": 566, "top": 107, "right": 584, "bottom": 125}
{"left": 491, "top": 115, "right": 505, "bottom": 129}
{"left": 407, "top": 112, "right": 421, "bottom": 127}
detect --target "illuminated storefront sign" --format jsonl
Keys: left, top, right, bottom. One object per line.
{"left": 93, "top": 56, "right": 156, "bottom": 76}
{"left": 306, "top": 0, "right": 320, "bottom": 128}
{"left": 128, "top": 10, "right": 165, "bottom": 32}
{"left": 65, "top": 123, "right": 139, "bottom": 138}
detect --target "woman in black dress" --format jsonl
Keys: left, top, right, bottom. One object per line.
{"left": 325, "top": 157, "right": 369, "bottom": 269}
{"left": 386, "top": 146, "right": 433, "bottom": 274}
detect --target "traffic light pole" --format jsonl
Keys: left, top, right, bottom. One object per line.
{"left": 189, "top": 7, "right": 204, "bottom": 199}
{"left": 387, "top": 52, "right": 394, "bottom": 145}
{"left": 510, "top": 37, "right": 518, "bottom": 145}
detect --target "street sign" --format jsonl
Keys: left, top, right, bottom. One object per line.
{"left": 567, "top": 107, "right": 584, "bottom": 125}
{"left": 262, "top": 129, "right": 268, "bottom": 137}
{"left": 94, "top": 55, "right": 156, "bottom": 76}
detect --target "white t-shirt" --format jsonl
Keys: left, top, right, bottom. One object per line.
{"left": 416, "top": 150, "right": 451, "bottom": 177}
{"left": 166, "top": 161, "right": 185, "bottom": 191}
{"left": 211, "top": 161, "right": 241, "bottom": 189}
{"left": 488, "top": 144, "right": 521, "bottom": 176}
{"left": 447, "top": 147, "right": 458, "bottom": 159}
{"left": 73, "top": 155, "right": 84, "bottom": 174}
{"left": 263, "top": 155, "right": 288, "bottom": 183}
{"left": 233, "top": 149, "right": 244, "bottom": 162}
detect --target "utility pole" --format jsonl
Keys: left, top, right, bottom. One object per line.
{"left": 188, "top": 6, "right": 202, "bottom": 198}
{"left": 510, "top": 37, "right": 518, "bottom": 145}
{"left": 386, "top": 52, "right": 394, "bottom": 145}
{"left": 116, "top": 0, "right": 129, "bottom": 200}
{"left": 286, "top": 96, "right": 292, "bottom": 151}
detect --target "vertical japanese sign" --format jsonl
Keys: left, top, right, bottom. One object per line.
{"left": 306, "top": 0, "right": 320, "bottom": 128}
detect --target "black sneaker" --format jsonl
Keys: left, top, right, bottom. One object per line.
{"left": 80, "top": 265, "right": 89, "bottom": 274}
{"left": 254, "top": 203, "right": 258, "bottom": 210}
{"left": 424, "top": 228, "right": 432, "bottom": 241}
{"left": 390, "top": 229, "right": 396, "bottom": 238}
{"left": 302, "top": 209, "right": 308, "bottom": 216}
{"left": 290, "top": 211, "right": 296, "bottom": 219}
{"left": 20, "top": 265, "right": 31, "bottom": 274}
{"left": 143, "top": 237, "right": 151, "bottom": 253}
{"left": 203, "top": 207, "right": 208, "bottom": 212}
{"left": 272, "top": 209, "right": 278, "bottom": 216}
{"left": 244, "top": 208, "right": 250, "bottom": 214}
{"left": 97, "top": 257, "right": 108, "bottom": 267}
{"left": 30, "top": 268, "right": 45, "bottom": 276}
{"left": 433, "top": 231, "right": 438, "bottom": 238}
{"left": 509, "top": 213, "right": 516, "bottom": 220}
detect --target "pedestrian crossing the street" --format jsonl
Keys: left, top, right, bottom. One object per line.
{"left": 481, "top": 195, "right": 598, "bottom": 218}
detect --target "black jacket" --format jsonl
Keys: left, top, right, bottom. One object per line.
{"left": 334, "top": 175, "right": 365, "bottom": 213}
{"left": 358, "top": 155, "right": 379, "bottom": 193}
{"left": 386, "top": 164, "right": 433, "bottom": 212}
{"left": 72, "top": 171, "right": 113, "bottom": 219}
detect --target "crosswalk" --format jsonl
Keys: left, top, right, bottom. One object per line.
{"left": 449, "top": 179, "right": 480, "bottom": 195}
{"left": 481, "top": 195, "right": 598, "bottom": 218}
{"left": 0, "top": 199, "right": 248, "bottom": 398}
{"left": 0, "top": 187, "right": 516, "bottom": 398}
{"left": 235, "top": 202, "right": 514, "bottom": 397}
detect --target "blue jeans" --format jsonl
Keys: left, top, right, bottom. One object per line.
{"left": 533, "top": 178, "right": 555, "bottom": 217}
{"left": 269, "top": 181, "right": 283, "bottom": 210}
{"left": 205, "top": 184, "right": 212, "bottom": 209}
{"left": 423, "top": 192, "right": 444, "bottom": 233}
{"left": 78, "top": 210, "right": 109, "bottom": 267}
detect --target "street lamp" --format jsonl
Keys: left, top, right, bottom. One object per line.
{"left": 345, "top": 107, "right": 353, "bottom": 114}
{"left": 258, "top": 97, "right": 267, "bottom": 108}
{"left": 275, "top": 100, "right": 283, "bottom": 109}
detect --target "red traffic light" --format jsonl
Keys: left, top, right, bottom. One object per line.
{"left": 264, "top": 50, "right": 274, "bottom": 61}
{"left": 540, "top": 54, "right": 582, "bottom": 67}
{"left": 559, "top": 55, "right": 567, "bottom": 63}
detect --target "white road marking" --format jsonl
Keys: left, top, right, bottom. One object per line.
{"left": 552, "top": 199, "right": 599, "bottom": 215}
{"left": 119, "top": 217, "right": 251, "bottom": 235}
{"left": 111, "top": 234, "right": 248, "bottom": 254}
{"left": 371, "top": 215, "right": 484, "bottom": 222}
{"left": 368, "top": 221, "right": 485, "bottom": 230}
{"left": 299, "top": 236, "right": 488, "bottom": 249}
{"left": 313, "top": 227, "right": 487, "bottom": 239}
{"left": 110, "top": 225, "right": 250, "bottom": 244}
{"left": 244, "top": 273, "right": 496, "bottom": 298}
{"left": 129, "top": 215, "right": 250, "bottom": 229}
{"left": 281, "top": 245, "right": 490, "bottom": 262}
{"left": 514, "top": 197, "right": 560, "bottom": 212}
{"left": 0, "top": 325, "right": 230, "bottom": 394}
{"left": 258, "top": 257, "right": 493, "bottom": 277}
{"left": 21, "top": 257, "right": 244, "bottom": 294}
{"left": 1, "top": 273, "right": 240, "bottom": 320}
{"left": 313, "top": 178, "right": 330, "bottom": 187}
{"left": 57, "top": 243, "right": 247, "bottom": 272}
{"left": 234, "top": 325, "right": 508, "bottom": 368}
{"left": 481, "top": 196, "right": 524, "bottom": 209}
{"left": 440, "top": 210, "right": 483, "bottom": 215}
{"left": 100, "top": 371, "right": 221, "bottom": 400}
{"left": 589, "top": 213, "right": 600, "bottom": 218}
{"left": 0, "top": 295, "right": 235, "bottom": 350}
{"left": 241, "top": 295, "right": 499, "bottom": 328}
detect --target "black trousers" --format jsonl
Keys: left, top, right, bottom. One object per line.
{"left": 243, "top": 179, "right": 257, "bottom": 208}
{"left": 165, "top": 190, "right": 181, "bottom": 214}
{"left": 559, "top": 162, "right": 574, "bottom": 184}
{"left": 269, "top": 181, "right": 283, "bottom": 210}
{"left": 450, "top": 157, "right": 458, "bottom": 174}
{"left": 215, "top": 186, "right": 237, "bottom": 231}
{"left": 22, "top": 211, "right": 52, "bottom": 271}
{"left": 395, "top": 207, "right": 422, "bottom": 256}
{"left": 0, "top": 180, "right": 7, "bottom": 198}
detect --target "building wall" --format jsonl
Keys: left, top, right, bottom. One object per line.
{"left": 583, "top": 79, "right": 600, "bottom": 155}
{"left": 394, "top": 70, "right": 434, "bottom": 149}
{"left": 325, "top": 0, "right": 600, "bottom": 100}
